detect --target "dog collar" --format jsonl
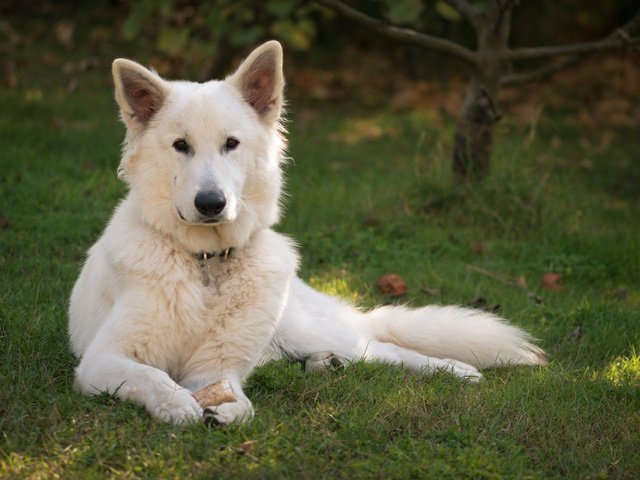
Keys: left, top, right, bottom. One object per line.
{"left": 194, "top": 248, "right": 234, "bottom": 287}
{"left": 193, "top": 248, "right": 234, "bottom": 262}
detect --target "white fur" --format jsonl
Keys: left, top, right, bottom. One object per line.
{"left": 69, "top": 41, "right": 546, "bottom": 425}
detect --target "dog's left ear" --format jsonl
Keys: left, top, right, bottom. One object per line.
{"left": 228, "top": 41, "right": 284, "bottom": 124}
{"left": 112, "top": 59, "right": 168, "bottom": 133}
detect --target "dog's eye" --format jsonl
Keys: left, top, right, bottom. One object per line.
{"left": 224, "top": 137, "right": 240, "bottom": 151}
{"left": 173, "top": 139, "right": 190, "bottom": 153}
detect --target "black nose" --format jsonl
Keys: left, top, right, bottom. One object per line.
{"left": 194, "top": 190, "right": 226, "bottom": 217}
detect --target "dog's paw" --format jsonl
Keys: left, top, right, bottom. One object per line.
{"left": 439, "top": 359, "right": 483, "bottom": 382}
{"left": 304, "top": 352, "right": 347, "bottom": 372}
{"left": 203, "top": 397, "right": 254, "bottom": 426}
{"left": 151, "top": 388, "right": 203, "bottom": 424}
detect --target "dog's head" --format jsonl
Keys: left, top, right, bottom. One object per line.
{"left": 112, "top": 41, "right": 286, "bottom": 252}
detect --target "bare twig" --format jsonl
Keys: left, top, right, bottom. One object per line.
{"left": 500, "top": 55, "right": 586, "bottom": 86}
{"left": 499, "top": 7, "right": 640, "bottom": 85}
{"left": 443, "top": 0, "right": 481, "bottom": 28}
{"left": 618, "top": 7, "right": 640, "bottom": 35}
{"left": 466, "top": 264, "right": 543, "bottom": 301}
{"left": 503, "top": 43, "right": 640, "bottom": 87}
{"left": 314, "top": 0, "right": 478, "bottom": 67}
{"left": 491, "top": 0, "right": 519, "bottom": 36}
{"left": 467, "top": 264, "right": 521, "bottom": 288}
{"left": 503, "top": 36, "right": 639, "bottom": 61}
{"left": 502, "top": 7, "right": 640, "bottom": 61}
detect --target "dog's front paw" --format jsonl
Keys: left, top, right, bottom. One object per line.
{"left": 151, "top": 388, "right": 203, "bottom": 424}
{"left": 203, "top": 397, "right": 254, "bottom": 426}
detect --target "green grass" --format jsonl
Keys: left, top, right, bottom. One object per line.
{"left": 1, "top": 68, "right": 640, "bottom": 478}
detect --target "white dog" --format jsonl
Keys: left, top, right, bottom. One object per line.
{"left": 69, "top": 41, "right": 546, "bottom": 425}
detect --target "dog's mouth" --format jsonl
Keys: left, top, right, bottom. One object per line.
{"left": 177, "top": 208, "right": 224, "bottom": 226}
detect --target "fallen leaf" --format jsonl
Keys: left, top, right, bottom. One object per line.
{"left": 527, "top": 291, "right": 544, "bottom": 304}
{"left": 542, "top": 273, "right": 563, "bottom": 292}
{"left": 362, "top": 216, "right": 379, "bottom": 228}
{"left": 236, "top": 440, "right": 255, "bottom": 456}
{"left": 330, "top": 119, "right": 385, "bottom": 145}
{"left": 421, "top": 286, "right": 441, "bottom": 296}
{"left": 578, "top": 136, "right": 591, "bottom": 149}
{"left": 376, "top": 274, "right": 407, "bottom": 297}
{"left": 468, "top": 296, "right": 501, "bottom": 313}
{"left": 469, "top": 241, "right": 485, "bottom": 254}
{"left": 3, "top": 61, "right": 17, "bottom": 88}
{"left": 570, "top": 326, "right": 583, "bottom": 341}
{"left": 469, "top": 296, "right": 487, "bottom": 309}
{"left": 0, "top": 217, "right": 9, "bottom": 229}
{"left": 55, "top": 21, "right": 74, "bottom": 48}
{"left": 516, "top": 275, "right": 527, "bottom": 289}
{"left": 614, "top": 288, "right": 627, "bottom": 301}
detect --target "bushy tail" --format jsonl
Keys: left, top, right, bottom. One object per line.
{"left": 359, "top": 305, "right": 547, "bottom": 369}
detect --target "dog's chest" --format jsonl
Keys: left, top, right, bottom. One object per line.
{"left": 122, "top": 229, "right": 296, "bottom": 380}
{"left": 147, "top": 256, "right": 258, "bottom": 368}
{"left": 122, "top": 261, "right": 222, "bottom": 358}
{"left": 169, "top": 256, "right": 241, "bottom": 329}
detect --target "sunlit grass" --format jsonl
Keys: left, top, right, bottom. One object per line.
{"left": 604, "top": 349, "right": 640, "bottom": 386}
{"left": 1, "top": 448, "right": 79, "bottom": 480}
{"left": 308, "top": 271, "right": 361, "bottom": 302}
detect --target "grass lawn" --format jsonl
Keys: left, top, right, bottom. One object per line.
{"left": 1, "top": 52, "right": 640, "bottom": 478}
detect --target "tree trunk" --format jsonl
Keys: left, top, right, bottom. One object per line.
{"left": 452, "top": 78, "right": 501, "bottom": 181}
{"left": 452, "top": 0, "right": 514, "bottom": 183}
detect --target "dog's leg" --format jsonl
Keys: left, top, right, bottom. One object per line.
{"left": 303, "top": 340, "right": 481, "bottom": 381}
{"left": 72, "top": 293, "right": 205, "bottom": 424}
{"left": 74, "top": 350, "right": 203, "bottom": 424}
{"left": 174, "top": 319, "right": 287, "bottom": 426}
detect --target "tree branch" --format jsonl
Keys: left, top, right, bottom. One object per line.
{"left": 501, "top": 34, "right": 639, "bottom": 86}
{"left": 491, "top": 0, "right": 518, "bottom": 36}
{"left": 314, "top": 0, "right": 478, "bottom": 67}
{"left": 500, "top": 55, "right": 586, "bottom": 86}
{"left": 500, "top": 7, "right": 640, "bottom": 86}
{"left": 443, "top": 0, "right": 481, "bottom": 28}
{"left": 502, "top": 7, "right": 640, "bottom": 61}
{"left": 503, "top": 36, "right": 638, "bottom": 61}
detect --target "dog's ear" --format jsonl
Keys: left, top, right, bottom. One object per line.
{"left": 227, "top": 40, "right": 284, "bottom": 124}
{"left": 112, "top": 59, "right": 167, "bottom": 131}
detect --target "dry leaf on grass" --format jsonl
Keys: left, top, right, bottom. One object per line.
{"left": 376, "top": 274, "right": 407, "bottom": 297}
{"left": 469, "top": 241, "right": 485, "bottom": 254}
{"left": 570, "top": 326, "right": 583, "bottom": 341}
{"left": 421, "top": 286, "right": 441, "bottom": 296}
{"left": 236, "top": 440, "right": 256, "bottom": 456}
{"left": 542, "top": 273, "right": 563, "bottom": 292}
{"left": 468, "top": 296, "right": 501, "bottom": 313}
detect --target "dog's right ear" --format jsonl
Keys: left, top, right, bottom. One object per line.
{"left": 112, "top": 59, "right": 167, "bottom": 132}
